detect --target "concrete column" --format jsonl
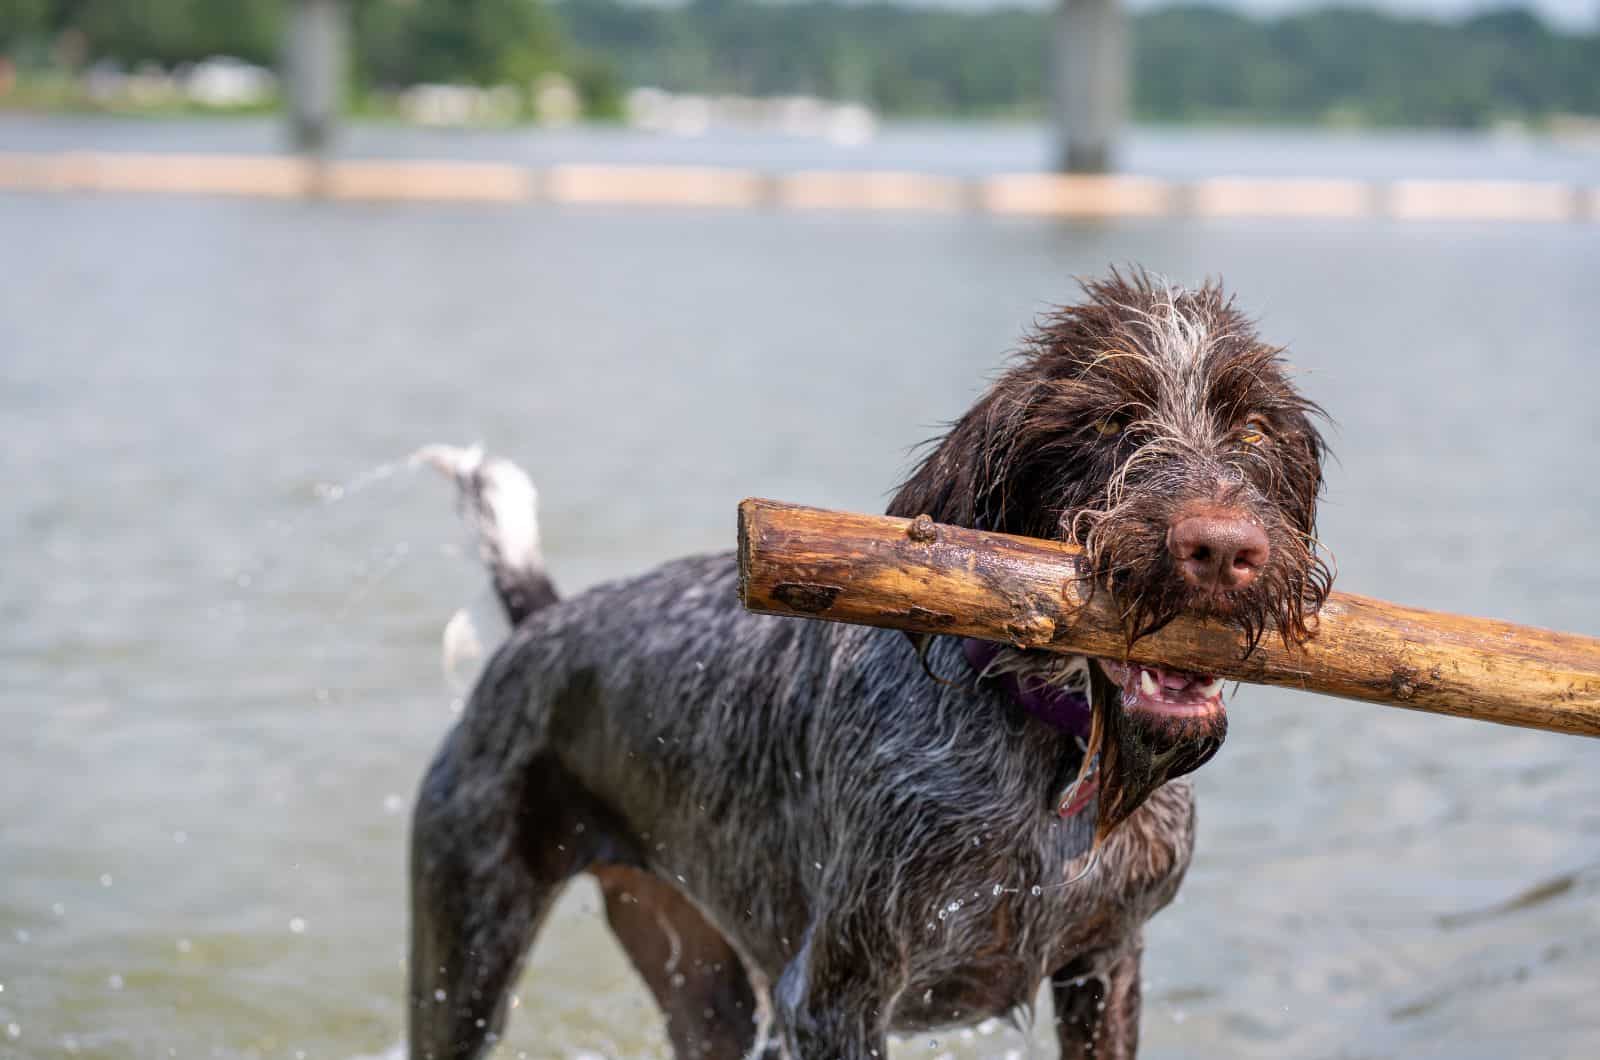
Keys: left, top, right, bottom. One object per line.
{"left": 285, "top": 0, "right": 345, "bottom": 154}
{"left": 1052, "top": 0, "right": 1126, "bottom": 174}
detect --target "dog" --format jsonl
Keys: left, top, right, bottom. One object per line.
{"left": 407, "top": 271, "right": 1330, "bottom": 1059}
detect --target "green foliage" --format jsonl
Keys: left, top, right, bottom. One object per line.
{"left": 0, "top": 0, "right": 50, "bottom": 51}
{"left": 1131, "top": 4, "right": 1599, "bottom": 126}
{"left": 570, "top": 52, "right": 624, "bottom": 119}
{"left": 351, "top": 0, "right": 563, "bottom": 87}
{"left": 9, "top": 1, "right": 284, "bottom": 66}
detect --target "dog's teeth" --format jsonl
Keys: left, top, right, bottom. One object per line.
{"left": 1139, "top": 669, "right": 1160, "bottom": 697}
{"left": 1198, "top": 677, "right": 1224, "bottom": 699}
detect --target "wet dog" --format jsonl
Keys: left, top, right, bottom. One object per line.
{"left": 408, "top": 272, "right": 1330, "bottom": 1059}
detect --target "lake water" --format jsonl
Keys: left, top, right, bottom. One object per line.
{"left": 2, "top": 117, "right": 1599, "bottom": 1060}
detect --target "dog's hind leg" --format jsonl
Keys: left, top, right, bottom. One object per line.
{"left": 408, "top": 736, "right": 625, "bottom": 1060}
{"left": 594, "top": 866, "right": 774, "bottom": 1059}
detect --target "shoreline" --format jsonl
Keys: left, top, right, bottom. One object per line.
{"left": 0, "top": 149, "right": 1593, "bottom": 222}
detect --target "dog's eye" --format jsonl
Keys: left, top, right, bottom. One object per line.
{"left": 1094, "top": 418, "right": 1125, "bottom": 438}
{"left": 1240, "top": 418, "right": 1270, "bottom": 445}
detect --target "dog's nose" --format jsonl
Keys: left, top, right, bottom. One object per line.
{"left": 1167, "top": 513, "right": 1270, "bottom": 592}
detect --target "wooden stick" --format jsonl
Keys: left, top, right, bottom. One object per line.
{"left": 737, "top": 498, "right": 1600, "bottom": 739}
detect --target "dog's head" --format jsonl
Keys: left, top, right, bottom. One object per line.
{"left": 889, "top": 271, "right": 1329, "bottom": 836}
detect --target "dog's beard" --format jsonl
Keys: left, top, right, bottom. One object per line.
{"left": 1083, "top": 659, "right": 1227, "bottom": 842}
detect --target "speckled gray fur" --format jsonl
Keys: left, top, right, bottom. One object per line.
{"left": 407, "top": 272, "right": 1327, "bottom": 1060}
{"left": 412, "top": 554, "right": 1192, "bottom": 1058}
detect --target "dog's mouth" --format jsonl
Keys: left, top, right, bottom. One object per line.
{"left": 1095, "top": 659, "right": 1226, "bottom": 723}
{"left": 1080, "top": 656, "right": 1229, "bottom": 842}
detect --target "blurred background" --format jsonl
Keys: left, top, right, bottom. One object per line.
{"left": 2, "top": 1, "right": 1598, "bottom": 1058}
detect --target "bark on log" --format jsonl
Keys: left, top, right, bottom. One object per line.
{"left": 737, "top": 498, "right": 1600, "bottom": 739}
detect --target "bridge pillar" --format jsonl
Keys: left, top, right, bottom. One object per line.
{"left": 285, "top": 0, "right": 345, "bottom": 154}
{"left": 1052, "top": 0, "right": 1126, "bottom": 173}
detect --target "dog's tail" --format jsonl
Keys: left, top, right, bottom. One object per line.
{"left": 413, "top": 444, "right": 559, "bottom": 627}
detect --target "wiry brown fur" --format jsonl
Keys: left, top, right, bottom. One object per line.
{"left": 889, "top": 270, "right": 1330, "bottom": 653}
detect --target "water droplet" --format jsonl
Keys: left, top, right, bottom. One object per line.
{"left": 434, "top": 989, "right": 447, "bottom": 1002}
{"left": 99, "top": 874, "right": 113, "bottom": 887}
{"left": 14, "top": 929, "right": 29, "bottom": 944}
{"left": 176, "top": 938, "right": 192, "bottom": 953}
{"left": 383, "top": 794, "right": 404, "bottom": 814}
{"left": 107, "top": 974, "right": 123, "bottom": 990}
{"left": 670, "top": 973, "right": 686, "bottom": 988}
{"left": 6, "top": 1023, "right": 20, "bottom": 1040}
{"left": 288, "top": 917, "right": 307, "bottom": 934}
{"left": 813, "top": 861, "right": 823, "bottom": 870}
{"left": 51, "top": 903, "right": 65, "bottom": 917}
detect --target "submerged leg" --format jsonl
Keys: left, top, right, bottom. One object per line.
{"left": 1052, "top": 942, "right": 1142, "bottom": 1060}
{"left": 408, "top": 746, "right": 609, "bottom": 1060}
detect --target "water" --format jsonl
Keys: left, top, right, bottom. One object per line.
{"left": 2, "top": 118, "right": 1599, "bottom": 1059}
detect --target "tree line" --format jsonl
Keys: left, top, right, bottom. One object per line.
{"left": 2, "top": 0, "right": 1596, "bottom": 128}
{"left": 560, "top": 0, "right": 1600, "bottom": 127}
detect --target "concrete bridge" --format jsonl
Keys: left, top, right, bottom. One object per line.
{"left": 287, "top": 0, "right": 1126, "bottom": 172}
{"left": 1054, "top": 0, "right": 1124, "bottom": 173}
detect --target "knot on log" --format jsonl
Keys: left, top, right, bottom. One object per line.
{"left": 1004, "top": 611, "right": 1057, "bottom": 648}
{"left": 907, "top": 514, "right": 938, "bottom": 543}
{"left": 772, "top": 582, "right": 841, "bottom": 614}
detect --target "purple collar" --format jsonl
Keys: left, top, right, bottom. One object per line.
{"left": 961, "top": 638, "right": 1093, "bottom": 741}
{"left": 962, "top": 638, "right": 1099, "bottom": 820}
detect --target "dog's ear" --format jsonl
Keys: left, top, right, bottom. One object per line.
{"left": 1280, "top": 407, "right": 1327, "bottom": 537}
{"left": 886, "top": 389, "right": 1003, "bottom": 531}
{"left": 888, "top": 373, "right": 1074, "bottom": 539}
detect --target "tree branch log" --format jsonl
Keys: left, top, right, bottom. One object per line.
{"left": 737, "top": 498, "right": 1600, "bottom": 739}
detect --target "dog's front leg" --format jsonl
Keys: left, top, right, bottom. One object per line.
{"left": 1051, "top": 940, "right": 1142, "bottom": 1060}
{"left": 773, "top": 928, "right": 892, "bottom": 1060}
